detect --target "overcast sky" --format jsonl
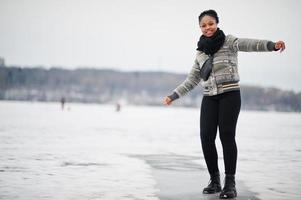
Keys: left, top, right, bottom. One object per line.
{"left": 0, "top": 0, "right": 300, "bottom": 91}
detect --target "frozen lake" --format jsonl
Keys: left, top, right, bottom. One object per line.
{"left": 0, "top": 101, "right": 300, "bottom": 200}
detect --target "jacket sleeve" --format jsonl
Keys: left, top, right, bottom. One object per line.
{"left": 173, "top": 58, "right": 202, "bottom": 98}
{"left": 227, "top": 35, "right": 276, "bottom": 52}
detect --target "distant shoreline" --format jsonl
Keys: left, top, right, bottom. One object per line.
{"left": 1, "top": 66, "right": 300, "bottom": 112}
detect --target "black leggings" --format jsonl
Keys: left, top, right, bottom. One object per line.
{"left": 200, "top": 90, "right": 241, "bottom": 175}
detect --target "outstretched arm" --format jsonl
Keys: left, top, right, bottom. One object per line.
{"left": 228, "top": 35, "right": 286, "bottom": 53}
{"left": 163, "top": 57, "right": 202, "bottom": 106}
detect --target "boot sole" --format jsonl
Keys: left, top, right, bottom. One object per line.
{"left": 219, "top": 191, "right": 237, "bottom": 199}
{"left": 203, "top": 187, "right": 222, "bottom": 194}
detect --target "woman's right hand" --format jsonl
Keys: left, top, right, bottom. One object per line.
{"left": 163, "top": 96, "right": 173, "bottom": 106}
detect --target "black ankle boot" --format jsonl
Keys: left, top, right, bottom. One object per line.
{"left": 220, "top": 174, "right": 237, "bottom": 199}
{"left": 203, "top": 172, "right": 222, "bottom": 194}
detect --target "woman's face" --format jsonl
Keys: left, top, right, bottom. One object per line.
{"left": 199, "top": 15, "right": 218, "bottom": 37}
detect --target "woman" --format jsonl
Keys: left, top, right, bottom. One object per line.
{"left": 163, "top": 9, "right": 285, "bottom": 199}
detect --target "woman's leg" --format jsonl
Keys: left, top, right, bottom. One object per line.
{"left": 218, "top": 91, "right": 241, "bottom": 175}
{"left": 200, "top": 95, "right": 219, "bottom": 175}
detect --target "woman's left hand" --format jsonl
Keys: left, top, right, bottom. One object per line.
{"left": 275, "top": 41, "right": 286, "bottom": 52}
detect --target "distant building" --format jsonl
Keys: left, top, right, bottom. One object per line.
{"left": 0, "top": 57, "right": 5, "bottom": 67}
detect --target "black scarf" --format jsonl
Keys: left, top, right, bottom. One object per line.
{"left": 196, "top": 28, "right": 225, "bottom": 56}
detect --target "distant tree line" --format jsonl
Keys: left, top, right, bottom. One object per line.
{"left": 0, "top": 65, "right": 300, "bottom": 112}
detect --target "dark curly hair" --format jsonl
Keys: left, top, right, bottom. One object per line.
{"left": 198, "top": 9, "right": 219, "bottom": 24}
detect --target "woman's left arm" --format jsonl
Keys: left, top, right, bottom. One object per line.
{"left": 228, "top": 35, "right": 286, "bottom": 52}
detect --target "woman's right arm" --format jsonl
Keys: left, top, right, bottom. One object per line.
{"left": 163, "top": 57, "right": 202, "bottom": 105}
